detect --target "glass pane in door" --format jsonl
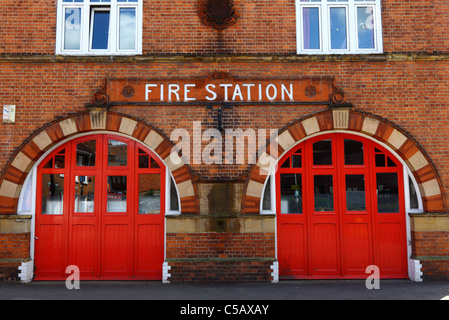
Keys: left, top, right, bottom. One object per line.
{"left": 313, "top": 140, "right": 332, "bottom": 165}
{"left": 138, "top": 174, "right": 161, "bottom": 214}
{"left": 76, "top": 140, "right": 96, "bottom": 166}
{"left": 107, "top": 176, "right": 127, "bottom": 212}
{"left": 376, "top": 172, "right": 399, "bottom": 213}
{"left": 314, "top": 175, "right": 333, "bottom": 211}
{"left": 280, "top": 174, "right": 303, "bottom": 213}
{"left": 108, "top": 140, "right": 127, "bottom": 166}
{"left": 41, "top": 174, "right": 64, "bottom": 215}
{"left": 346, "top": 174, "right": 366, "bottom": 211}
{"left": 74, "top": 176, "right": 95, "bottom": 213}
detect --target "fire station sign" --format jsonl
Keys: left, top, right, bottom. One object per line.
{"left": 90, "top": 71, "right": 348, "bottom": 108}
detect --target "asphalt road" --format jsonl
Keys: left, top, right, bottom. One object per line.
{"left": 0, "top": 279, "right": 448, "bottom": 301}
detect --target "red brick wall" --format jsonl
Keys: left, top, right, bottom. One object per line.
{"left": 166, "top": 232, "right": 275, "bottom": 282}
{"left": 166, "top": 232, "right": 275, "bottom": 259}
{"left": 0, "top": 233, "right": 30, "bottom": 260}
{"left": 411, "top": 231, "right": 449, "bottom": 280}
{"left": 1, "top": 61, "right": 449, "bottom": 184}
{"left": 0, "top": 1, "right": 448, "bottom": 54}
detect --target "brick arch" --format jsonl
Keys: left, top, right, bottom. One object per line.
{"left": 0, "top": 110, "right": 198, "bottom": 214}
{"left": 242, "top": 109, "right": 445, "bottom": 214}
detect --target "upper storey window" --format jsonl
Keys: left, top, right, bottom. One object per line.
{"left": 56, "top": 0, "right": 142, "bottom": 55}
{"left": 296, "top": 0, "right": 383, "bottom": 54}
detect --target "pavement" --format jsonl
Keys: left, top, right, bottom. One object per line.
{"left": 0, "top": 279, "right": 448, "bottom": 301}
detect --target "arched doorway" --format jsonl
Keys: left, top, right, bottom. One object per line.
{"left": 34, "top": 134, "right": 166, "bottom": 280}
{"left": 276, "top": 133, "right": 408, "bottom": 279}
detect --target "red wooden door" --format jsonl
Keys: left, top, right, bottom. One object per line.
{"left": 35, "top": 134, "right": 165, "bottom": 280}
{"left": 277, "top": 133, "right": 408, "bottom": 279}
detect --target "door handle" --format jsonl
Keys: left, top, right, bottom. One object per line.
{"left": 35, "top": 236, "right": 39, "bottom": 240}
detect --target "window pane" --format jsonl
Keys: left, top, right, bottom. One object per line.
{"left": 64, "top": 8, "right": 81, "bottom": 50}
{"left": 303, "top": 7, "right": 320, "bottom": 50}
{"left": 262, "top": 176, "right": 271, "bottom": 211}
{"left": 330, "top": 7, "right": 347, "bottom": 49}
{"left": 139, "top": 154, "right": 149, "bottom": 168}
{"left": 357, "top": 6, "right": 375, "bottom": 49}
{"left": 280, "top": 158, "right": 290, "bottom": 168}
{"left": 107, "top": 176, "right": 127, "bottom": 212}
{"left": 119, "top": 8, "right": 136, "bottom": 50}
{"left": 280, "top": 174, "right": 302, "bottom": 213}
{"left": 292, "top": 154, "right": 302, "bottom": 168}
{"left": 409, "top": 176, "right": 419, "bottom": 209}
{"left": 346, "top": 175, "right": 366, "bottom": 211}
{"left": 138, "top": 174, "right": 161, "bottom": 214}
{"left": 41, "top": 174, "right": 64, "bottom": 215}
{"left": 91, "top": 10, "right": 110, "bottom": 50}
{"left": 313, "top": 140, "right": 332, "bottom": 165}
{"left": 375, "top": 154, "right": 385, "bottom": 167}
{"left": 108, "top": 140, "right": 127, "bottom": 166}
{"left": 344, "top": 139, "right": 364, "bottom": 165}
{"left": 170, "top": 176, "right": 179, "bottom": 211}
{"left": 314, "top": 175, "right": 333, "bottom": 211}
{"left": 74, "top": 176, "right": 95, "bottom": 213}
{"left": 377, "top": 172, "right": 399, "bottom": 213}
{"left": 76, "top": 140, "right": 96, "bottom": 166}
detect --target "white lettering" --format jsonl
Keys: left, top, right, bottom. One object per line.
{"left": 242, "top": 83, "right": 255, "bottom": 101}
{"left": 232, "top": 84, "right": 244, "bottom": 101}
{"left": 184, "top": 83, "right": 196, "bottom": 101}
{"left": 266, "top": 84, "right": 277, "bottom": 100}
{"left": 145, "top": 84, "right": 157, "bottom": 101}
{"left": 205, "top": 83, "right": 217, "bottom": 101}
{"left": 168, "top": 84, "right": 180, "bottom": 101}
{"left": 220, "top": 83, "right": 232, "bottom": 101}
{"left": 281, "top": 83, "right": 293, "bottom": 101}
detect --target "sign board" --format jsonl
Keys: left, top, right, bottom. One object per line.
{"left": 90, "top": 71, "right": 348, "bottom": 107}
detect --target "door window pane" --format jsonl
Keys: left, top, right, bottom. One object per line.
{"left": 280, "top": 174, "right": 303, "bottom": 214}
{"left": 108, "top": 140, "right": 127, "bottom": 166}
{"left": 292, "top": 154, "right": 302, "bottom": 168}
{"left": 138, "top": 174, "right": 161, "bottom": 214}
{"left": 344, "top": 139, "right": 364, "bottom": 165}
{"left": 303, "top": 7, "right": 320, "bottom": 50}
{"left": 74, "top": 176, "right": 95, "bottom": 213}
{"left": 76, "top": 140, "right": 96, "bottom": 166}
{"left": 376, "top": 172, "right": 399, "bottom": 213}
{"left": 346, "top": 175, "right": 366, "bottom": 211}
{"left": 91, "top": 9, "right": 110, "bottom": 50}
{"left": 313, "top": 140, "right": 332, "bottom": 165}
{"left": 41, "top": 174, "right": 64, "bottom": 215}
{"left": 357, "top": 6, "right": 375, "bottom": 49}
{"left": 139, "top": 154, "right": 149, "bottom": 168}
{"left": 107, "top": 176, "right": 127, "bottom": 212}
{"left": 314, "top": 175, "right": 333, "bottom": 211}
{"left": 119, "top": 7, "right": 136, "bottom": 50}
{"left": 330, "top": 7, "right": 347, "bottom": 50}
{"left": 55, "top": 150, "right": 66, "bottom": 169}
{"left": 64, "top": 8, "right": 81, "bottom": 50}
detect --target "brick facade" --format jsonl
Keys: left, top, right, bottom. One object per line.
{"left": 0, "top": 0, "right": 449, "bottom": 282}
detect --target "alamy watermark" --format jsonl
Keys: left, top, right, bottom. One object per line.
{"left": 170, "top": 121, "right": 278, "bottom": 174}
{"left": 65, "top": 265, "right": 80, "bottom": 290}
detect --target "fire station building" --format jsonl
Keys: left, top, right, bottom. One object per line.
{"left": 0, "top": 0, "right": 448, "bottom": 283}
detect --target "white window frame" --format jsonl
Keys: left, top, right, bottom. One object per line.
{"left": 56, "top": 0, "right": 142, "bottom": 56}
{"left": 296, "top": 0, "right": 383, "bottom": 54}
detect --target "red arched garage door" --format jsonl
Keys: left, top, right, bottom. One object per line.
{"left": 34, "top": 134, "right": 165, "bottom": 280}
{"left": 276, "top": 133, "right": 408, "bottom": 279}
